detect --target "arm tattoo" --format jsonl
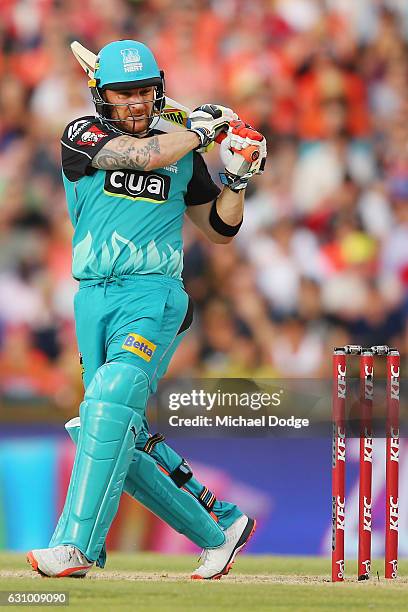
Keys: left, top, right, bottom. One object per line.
{"left": 92, "top": 135, "right": 161, "bottom": 171}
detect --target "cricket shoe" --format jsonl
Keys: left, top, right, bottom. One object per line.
{"left": 27, "top": 545, "right": 93, "bottom": 578}
{"left": 191, "top": 515, "right": 256, "bottom": 580}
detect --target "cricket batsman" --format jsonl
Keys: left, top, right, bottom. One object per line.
{"left": 27, "top": 40, "right": 266, "bottom": 579}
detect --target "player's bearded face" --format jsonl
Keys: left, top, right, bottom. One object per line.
{"left": 104, "top": 87, "right": 155, "bottom": 135}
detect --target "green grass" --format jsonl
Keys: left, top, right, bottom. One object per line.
{"left": 0, "top": 553, "right": 407, "bottom": 611}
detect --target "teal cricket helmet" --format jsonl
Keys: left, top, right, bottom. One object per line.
{"left": 94, "top": 40, "right": 162, "bottom": 90}
{"left": 91, "top": 40, "right": 166, "bottom": 134}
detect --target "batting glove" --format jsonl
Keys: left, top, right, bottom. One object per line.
{"left": 187, "top": 104, "right": 238, "bottom": 150}
{"left": 219, "top": 120, "right": 267, "bottom": 191}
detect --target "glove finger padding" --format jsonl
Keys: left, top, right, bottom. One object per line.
{"left": 229, "top": 120, "right": 266, "bottom": 170}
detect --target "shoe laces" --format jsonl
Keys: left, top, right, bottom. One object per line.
{"left": 63, "top": 546, "right": 87, "bottom": 565}
{"left": 60, "top": 546, "right": 76, "bottom": 564}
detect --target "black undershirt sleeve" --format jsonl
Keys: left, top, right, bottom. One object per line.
{"left": 184, "top": 152, "right": 221, "bottom": 206}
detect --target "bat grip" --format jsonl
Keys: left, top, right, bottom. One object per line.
{"left": 215, "top": 132, "right": 227, "bottom": 144}
{"left": 231, "top": 145, "right": 260, "bottom": 163}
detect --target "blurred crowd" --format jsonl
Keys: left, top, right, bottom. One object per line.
{"left": 0, "top": 0, "right": 408, "bottom": 412}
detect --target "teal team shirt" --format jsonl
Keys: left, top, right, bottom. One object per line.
{"left": 61, "top": 116, "right": 220, "bottom": 281}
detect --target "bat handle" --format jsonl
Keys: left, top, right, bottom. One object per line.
{"left": 215, "top": 131, "right": 227, "bottom": 144}
{"left": 231, "top": 145, "right": 260, "bottom": 163}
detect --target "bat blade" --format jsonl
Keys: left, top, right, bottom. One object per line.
{"left": 161, "top": 99, "right": 191, "bottom": 129}
{"left": 71, "top": 41, "right": 96, "bottom": 79}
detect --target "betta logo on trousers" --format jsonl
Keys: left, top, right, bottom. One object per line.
{"left": 122, "top": 333, "right": 157, "bottom": 361}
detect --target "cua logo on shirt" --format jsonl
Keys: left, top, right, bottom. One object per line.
{"left": 104, "top": 170, "right": 170, "bottom": 202}
{"left": 122, "top": 333, "right": 157, "bottom": 361}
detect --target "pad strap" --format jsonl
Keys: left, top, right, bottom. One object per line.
{"left": 143, "top": 433, "right": 166, "bottom": 454}
{"left": 199, "top": 486, "right": 217, "bottom": 512}
{"left": 170, "top": 459, "right": 193, "bottom": 487}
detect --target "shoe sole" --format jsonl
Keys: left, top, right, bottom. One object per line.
{"left": 191, "top": 517, "right": 257, "bottom": 580}
{"left": 27, "top": 551, "right": 91, "bottom": 578}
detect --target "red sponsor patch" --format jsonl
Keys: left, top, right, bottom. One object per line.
{"left": 76, "top": 124, "right": 109, "bottom": 147}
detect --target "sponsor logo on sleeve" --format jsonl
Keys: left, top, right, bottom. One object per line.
{"left": 122, "top": 333, "right": 157, "bottom": 361}
{"left": 76, "top": 124, "right": 109, "bottom": 147}
{"left": 104, "top": 170, "right": 170, "bottom": 203}
{"left": 68, "top": 119, "right": 91, "bottom": 141}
